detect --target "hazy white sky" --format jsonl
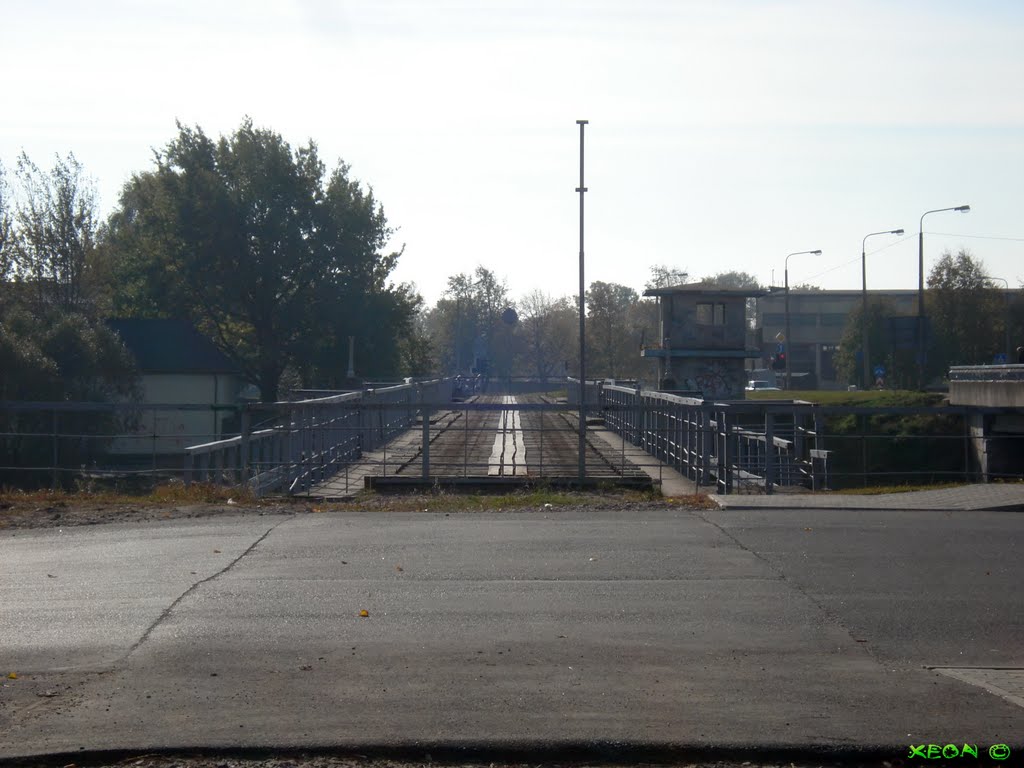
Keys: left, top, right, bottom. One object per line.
{"left": 3, "top": 0, "right": 1022, "bottom": 305}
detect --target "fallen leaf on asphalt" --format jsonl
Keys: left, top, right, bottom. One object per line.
{"left": 6, "top": 672, "right": 17, "bottom": 679}
{"left": 395, "top": 565, "right": 403, "bottom": 572}
{"left": 359, "top": 609, "right": 369, "bottom": 617}
{"left": 213, "top": 549, "right": 222, "bottom": 553}
{"left": 47, "top": 574, "right": 55, "bottom": 578}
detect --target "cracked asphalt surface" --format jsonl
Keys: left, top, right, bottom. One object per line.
{"left": 1, "top": 504, "right": 1022, "bottom": 763}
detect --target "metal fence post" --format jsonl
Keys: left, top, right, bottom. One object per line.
{"left": 539, "top": 400, "right": 544, "bottom": 478}
{"left": 52, "top": 409, "right": 58, "bottom": 491}
{"left": 720, "top": 410, "right": 733, "bottom": 494}
{"left": 150, "top": 407, "right": 158, "bottom": 483}
{"left": 962, "top": 410, "right": 970, "bottom": 483}
{"left": 240, "top": 407, "right": 251, "bottom": 486}
{"left": 764, "top": 411, "right": 775, "bottom": 494}
{"left": 861, "top": 414, "right": 868, "bottom": 488}
{"left": 421, "top": 386, "right": 430, "bottom": 480}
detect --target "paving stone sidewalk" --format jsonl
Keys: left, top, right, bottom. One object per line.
{"left": 711, "top": 482, "right": 1024, "bottom": 511}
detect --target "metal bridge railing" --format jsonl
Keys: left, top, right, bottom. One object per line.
{"left": 184, "top": 378, "right": 454, "bottom": 495}
{"left": 597, "top": 383, "right": 1022, "bottom": 494}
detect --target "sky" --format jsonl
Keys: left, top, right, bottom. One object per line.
{"left": 2, "top": 0, "right": 1022, "bottom": 306}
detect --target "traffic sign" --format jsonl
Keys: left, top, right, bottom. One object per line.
{"left": 873, "top": 365, "right": 885, "bottom": 378}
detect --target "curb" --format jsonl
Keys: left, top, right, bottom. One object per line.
{"left": 709, "top": 495, "right": 1024, "bottom": 513}
{"left": 0, "top": 742, "right": 933, "bottom": 767}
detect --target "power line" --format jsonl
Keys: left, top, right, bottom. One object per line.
{"left": 927, "top": 231, "right": 1024, "bottom": 242}
{"left": 800, "top": 234, "right": 915, "bottom": 284}
{"left": 781, "top": 230, "right": 1019, "bottom": 287}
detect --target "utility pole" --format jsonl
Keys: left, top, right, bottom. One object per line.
{"left": 576, "top": 120, "right": 588, "bottom": 483}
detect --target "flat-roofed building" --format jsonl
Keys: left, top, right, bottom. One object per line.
{"left": 642, "top": 282, "right": 764, "bottom": 399}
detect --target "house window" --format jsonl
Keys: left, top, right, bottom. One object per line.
{"left": 697, "top": 302, "right": 726, "bottom": 326}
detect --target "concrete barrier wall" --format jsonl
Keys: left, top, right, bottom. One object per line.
{"left": 949, "top": 365, "right": 1024, "bottom": 408}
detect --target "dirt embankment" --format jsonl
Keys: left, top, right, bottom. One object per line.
{"left": 0, "top": 490, "right": 715, "bottom": 531}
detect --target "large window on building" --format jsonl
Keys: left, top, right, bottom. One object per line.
{"left": 697, "top": 302, "right": 726, "bottom": 325}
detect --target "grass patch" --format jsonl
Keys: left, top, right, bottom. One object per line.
{"left": 0, "top": 482, "right": 255, "bottom": 506}
{"left": 1, "top": 483, "right": 718, "bottom": 515}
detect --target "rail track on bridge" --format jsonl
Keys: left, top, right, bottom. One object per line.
{"left": 311, "top": 393, "right": 651, "bottom": 498}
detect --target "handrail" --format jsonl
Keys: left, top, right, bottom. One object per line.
{"left": 184, "top": 378, "right": 454, "bottom": 496}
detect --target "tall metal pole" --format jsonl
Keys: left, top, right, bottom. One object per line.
{"left": 861, "top": 243, "right": 869, "bottom": 389}
{"left": 917, "top": 218, "right": 926, "bottom": 390}
{"left": 576, "top": 120, "right": 588, "bottom": 482}
{"left": 918, "top": 205, "right": 970, "bottom": 389}
{"left": 784, "top": 249, "right": 821, "bottom": 391}
{"left": 862, "top": 229, "right": 904, "bottom": 389}
{"left": 784, "top": 265, "right": 791, "bottom": 391}
{"left": 982, "top": 276, "right": 1010, "bottom": 359}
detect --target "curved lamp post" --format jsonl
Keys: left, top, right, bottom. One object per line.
{"left": 784, "top": 249, "right": 822, "bottom": 390}
{"left": 918, "top": 205, "right": 970, "bottom": 388}
{"left": 861, "top": 228, "right": 904, "bottom": 389}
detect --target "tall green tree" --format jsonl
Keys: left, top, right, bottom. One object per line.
{"left": 105, "top": 119, "right": 409, "bottom": 399}
{"left": 832, "top": 297, "right": 919, "bottom": 389}
{"left": 399, "top": 288, "right": 437, "bottom": 377}
{"left": 586, "top": 281, "right": 641, "bottom": 379}
{"left": 926, "top": 249, "right": 1003, "bottom": 375}
{"left": 517, "top": 290, "right": 577, "bottom": 379}
{"left": 0, "top": 151, "right": 135, "bottom": 401}
{"left": 434, "top": 266, "right": 511, "bottom": 375}
{"left": 0, "top": 161, "right": 13, "bottom": 288}
{"left": 12, "top": 152, "right": 105, "bottom": 315}
{"left": 645, "top": 265, "right": 688, "bottom": 290}
{"left": 0, "top": 154, "right": 138, "bottom": 483}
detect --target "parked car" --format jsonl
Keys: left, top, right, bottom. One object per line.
{"left": 745, "top": 380, "right": 781, "bottom": 392}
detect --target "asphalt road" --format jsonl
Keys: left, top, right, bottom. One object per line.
{"left": 2, "top": 506, "right": 1022, "bottom": 760}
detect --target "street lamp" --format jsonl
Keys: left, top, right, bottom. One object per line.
{"left": 918, "top": 204, "right": 970, "bottom": 388}
{"left": 861, "top": 228, "right": 904, "bottom": 389}
{"left": 575, "top": 119, "right": 588, "bottom": 482}
{"left": 784, "top": 249, "right": 822, "bottom": 391}
{"left": 981, "top": 275, "right": 1010, "bottom": 361}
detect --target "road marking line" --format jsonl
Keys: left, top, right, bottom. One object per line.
{"left": 488, "top": 396, "right": 528, "bottom": 476}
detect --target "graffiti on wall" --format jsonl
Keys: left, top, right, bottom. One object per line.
{"left": 691, "top": 361, "right": 741, "bottom": 399}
